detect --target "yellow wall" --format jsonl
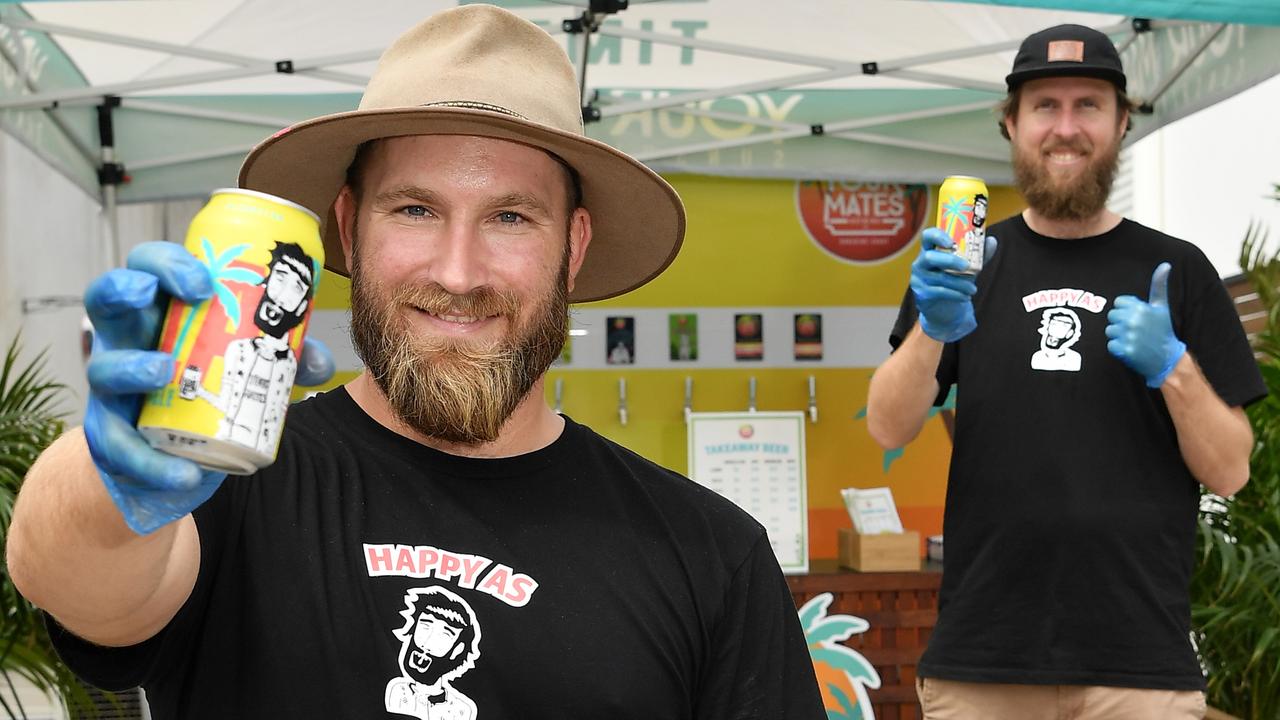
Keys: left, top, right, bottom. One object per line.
{"left": 307, "top": 174, "right": 1027, "bottom": 560}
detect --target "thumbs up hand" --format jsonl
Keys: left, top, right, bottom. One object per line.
{"left": 1105, "top": 262, "right": 1187, "bottom": 387}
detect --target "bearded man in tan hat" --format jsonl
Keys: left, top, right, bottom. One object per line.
{"left": 8, "top": 5, "right": 826, "bottom": 718}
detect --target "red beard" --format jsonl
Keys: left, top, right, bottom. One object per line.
{"left": 1013, "top": 135, "right": 1122, "bottom": 222}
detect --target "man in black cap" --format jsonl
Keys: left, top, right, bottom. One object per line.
{"left": 867, "top": 23, "right": 1264, "bottom": 719}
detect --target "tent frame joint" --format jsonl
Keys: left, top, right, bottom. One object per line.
{"left": 275, "top": 60, "right": 295, "bottom": 74}
{"left": 563, "top": 1, "right": 626, "bottom": 35}
{"left": 97, "top": 161, "right": 127, "bottom": 187}
{"left": 1131, "top": 17, "right": 1153, "bottom": 33}
{"left": 569, "top": 2, "right": 629, "bottom": 117}
{"left": 862, "top": 61, "right": 879, "bottom": 75}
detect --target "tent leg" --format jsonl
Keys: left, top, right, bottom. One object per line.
{"left": 578, "top": 17, "right": 592, "bottom": 103}
{"left": 97, "top": 97, "right": 126, "bottom": 270}
{"left": 102, "top": 177, "right": 119, "bottom": 270}
{"left": 564, "top": 1, "right": 629, "bottom": 119}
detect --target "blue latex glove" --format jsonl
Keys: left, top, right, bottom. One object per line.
{"left": 911, "top": 227, "right": 998, "bottom": 342}
{"left": 84, "top": 242, "right": 335, "bottom": 535}
{"left": 1105, "top": 262, "right": 1187, "bottom": 388}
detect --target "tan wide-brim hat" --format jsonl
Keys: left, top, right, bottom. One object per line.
{"left": 239, "top": 4, "right": 684, "bottom": 303}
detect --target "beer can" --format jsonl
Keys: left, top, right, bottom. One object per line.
{"left": 936, "top": 175, "right": 989, "bottom": 275}
{"left": 137, "top": 188, "right": 324, "bottom": 474}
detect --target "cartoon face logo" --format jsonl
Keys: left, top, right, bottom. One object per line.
{"left": 395, "top": 587, "right": 480, "bottom": 688}
{"left": 254, "top": 242, "right": 315, "bottom": 338}
{"left": 1031, "top": 307, "right": 1083, "bottom": 372}
{"left": 1042, "top": 310, "right": 1077, "bottom": 349}
{"left": 385, "top": 586, "right": 481, "bottom": 719}
{"left": 972, "top": 194, "right": 988, "bottom": 229}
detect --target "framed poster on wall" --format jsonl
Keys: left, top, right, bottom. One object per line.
{"left": 687, "top": 411, "right": 809, "bottom": 574}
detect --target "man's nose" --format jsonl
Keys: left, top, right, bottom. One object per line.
{"left": 1051, "top": 108, "right": 1082, "bottom": 140}
{"left": 433, "top": 223, "right": 491, "bottom": 295}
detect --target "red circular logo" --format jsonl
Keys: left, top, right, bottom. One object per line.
{"left": 796, "top": 181, "right": 929, "bottom": 264}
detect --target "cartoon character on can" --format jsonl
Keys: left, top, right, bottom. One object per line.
{"left": 136, "top": 188, "right": 323, "bottom": 474}
{"left": 936, "top": 175, "right": 989, "bottom": 275}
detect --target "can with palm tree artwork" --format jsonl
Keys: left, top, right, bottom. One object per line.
{"left": 137, "top": 188, "right": 323, "bottom": 475}
{"left": 936, "top": 175, "right": 988, "bottom": 275}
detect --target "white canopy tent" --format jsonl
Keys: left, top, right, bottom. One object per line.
{"left": 2, "top": 0, "right": 1278, "bottom": 261}
{"left": 0, "top": 4, "right": 1277, "bottom": 712}
{"left": 1, "top": 0, "right": 1278, "bottom": 423}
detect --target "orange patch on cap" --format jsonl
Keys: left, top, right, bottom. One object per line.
{"left": 1047, "top": 40, "right": 1085, "bottom": 63}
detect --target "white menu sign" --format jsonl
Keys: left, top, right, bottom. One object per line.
{"left": 687, "top": 411, "right": 809, "bottom": 574}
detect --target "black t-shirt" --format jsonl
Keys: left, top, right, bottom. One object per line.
{"left": 50, "top": 388, "right": 825, "bottom": 718}
{"left": 890, "top": 214, "right": 1266, "bottom": 690}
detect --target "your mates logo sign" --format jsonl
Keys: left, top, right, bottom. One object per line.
{"left": 797, "top": 182, "right": 928, "bottom": 264}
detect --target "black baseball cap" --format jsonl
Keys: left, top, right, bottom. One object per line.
{"left": 1006, "top": 24, "right": 1126, "bottom": 93}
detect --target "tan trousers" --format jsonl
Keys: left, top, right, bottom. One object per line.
{"left": 916, "top": 677, "right": 1206, "bottom": 720}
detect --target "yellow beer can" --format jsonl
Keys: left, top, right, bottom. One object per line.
{"left": 936, "top": 175, "right": 989, "bottom": 275}
{"left": 136, "top": 188, "right": 323, "bottom": 474}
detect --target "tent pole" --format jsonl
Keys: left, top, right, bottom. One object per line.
{"left": 598, "top": 21, "right": 1137, "bottom": 75}
{"left": 1142, "top": 23, "right": 1228, "bottom": 112}
{"left": 663, "top": 98, "right": 995, "bottom": 134}
{"left": 102, "top": 175, "right": 120, "bottom": 270}
{"left": 600, "top": 67, "right": 856, "bottom": 117}
{"left": 3, "top": 17, "right": 370, "bottom": 88}
{"left": 97, "top": 97, "right": 125, "bottom": 270}
{"left": 879, "top": 69, "right": 1004, "bottom": 94}
{"left": 597, "top": 64, "right": 1002, "bottom": 119}
{"left": 632, "top": 99, "right": 1002, "bottom": 165}
{"left": 578, "top": 13, "right": 593, "bottom": 103}
{"left": 121, "top": 99, "right": 294, "bottom": 129}
{"left": 633, "top": 123, "right": 1006, "bottom": 166}
{"left": 0, "top": 48, "right": 379, "bottom": 111}
{"left": 563, "top": 0, "right": 629, "bottom": 122}
{"left": 596, "top": 18, "right": 1142, "bottom": 118}
{"left": 128, "top": 143, "right": 259, "bottom": 172}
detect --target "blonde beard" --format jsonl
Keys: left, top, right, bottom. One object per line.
{"left": 350, "top": 263, "right": 568, "bottom": 446}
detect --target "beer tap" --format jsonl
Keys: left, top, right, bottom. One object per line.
{"left": 618, "top": 378, "right": 628, "bottom": 426}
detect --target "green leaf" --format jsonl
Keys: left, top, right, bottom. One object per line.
{"left": 806, "top": 617, "right": 869, "bottom": 646}
{"left": 1192, "top": 203, "right": 1280, "bottom": 718}
{"left": 797, "top": 593, "right": 831, "bottom": 632}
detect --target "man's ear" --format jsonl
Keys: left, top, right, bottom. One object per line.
{"left": 335, "top": 185, "right": 358, "bottom": 269}
{"left": 565, "top": 207, "right": 593, "bottom": 294}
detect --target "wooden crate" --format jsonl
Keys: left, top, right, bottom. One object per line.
{"left": 838, "top": 528, "right": 921, "bottom": 572}
{"left": 1225, "top": 273, "right": 1264, "bottom": 358}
